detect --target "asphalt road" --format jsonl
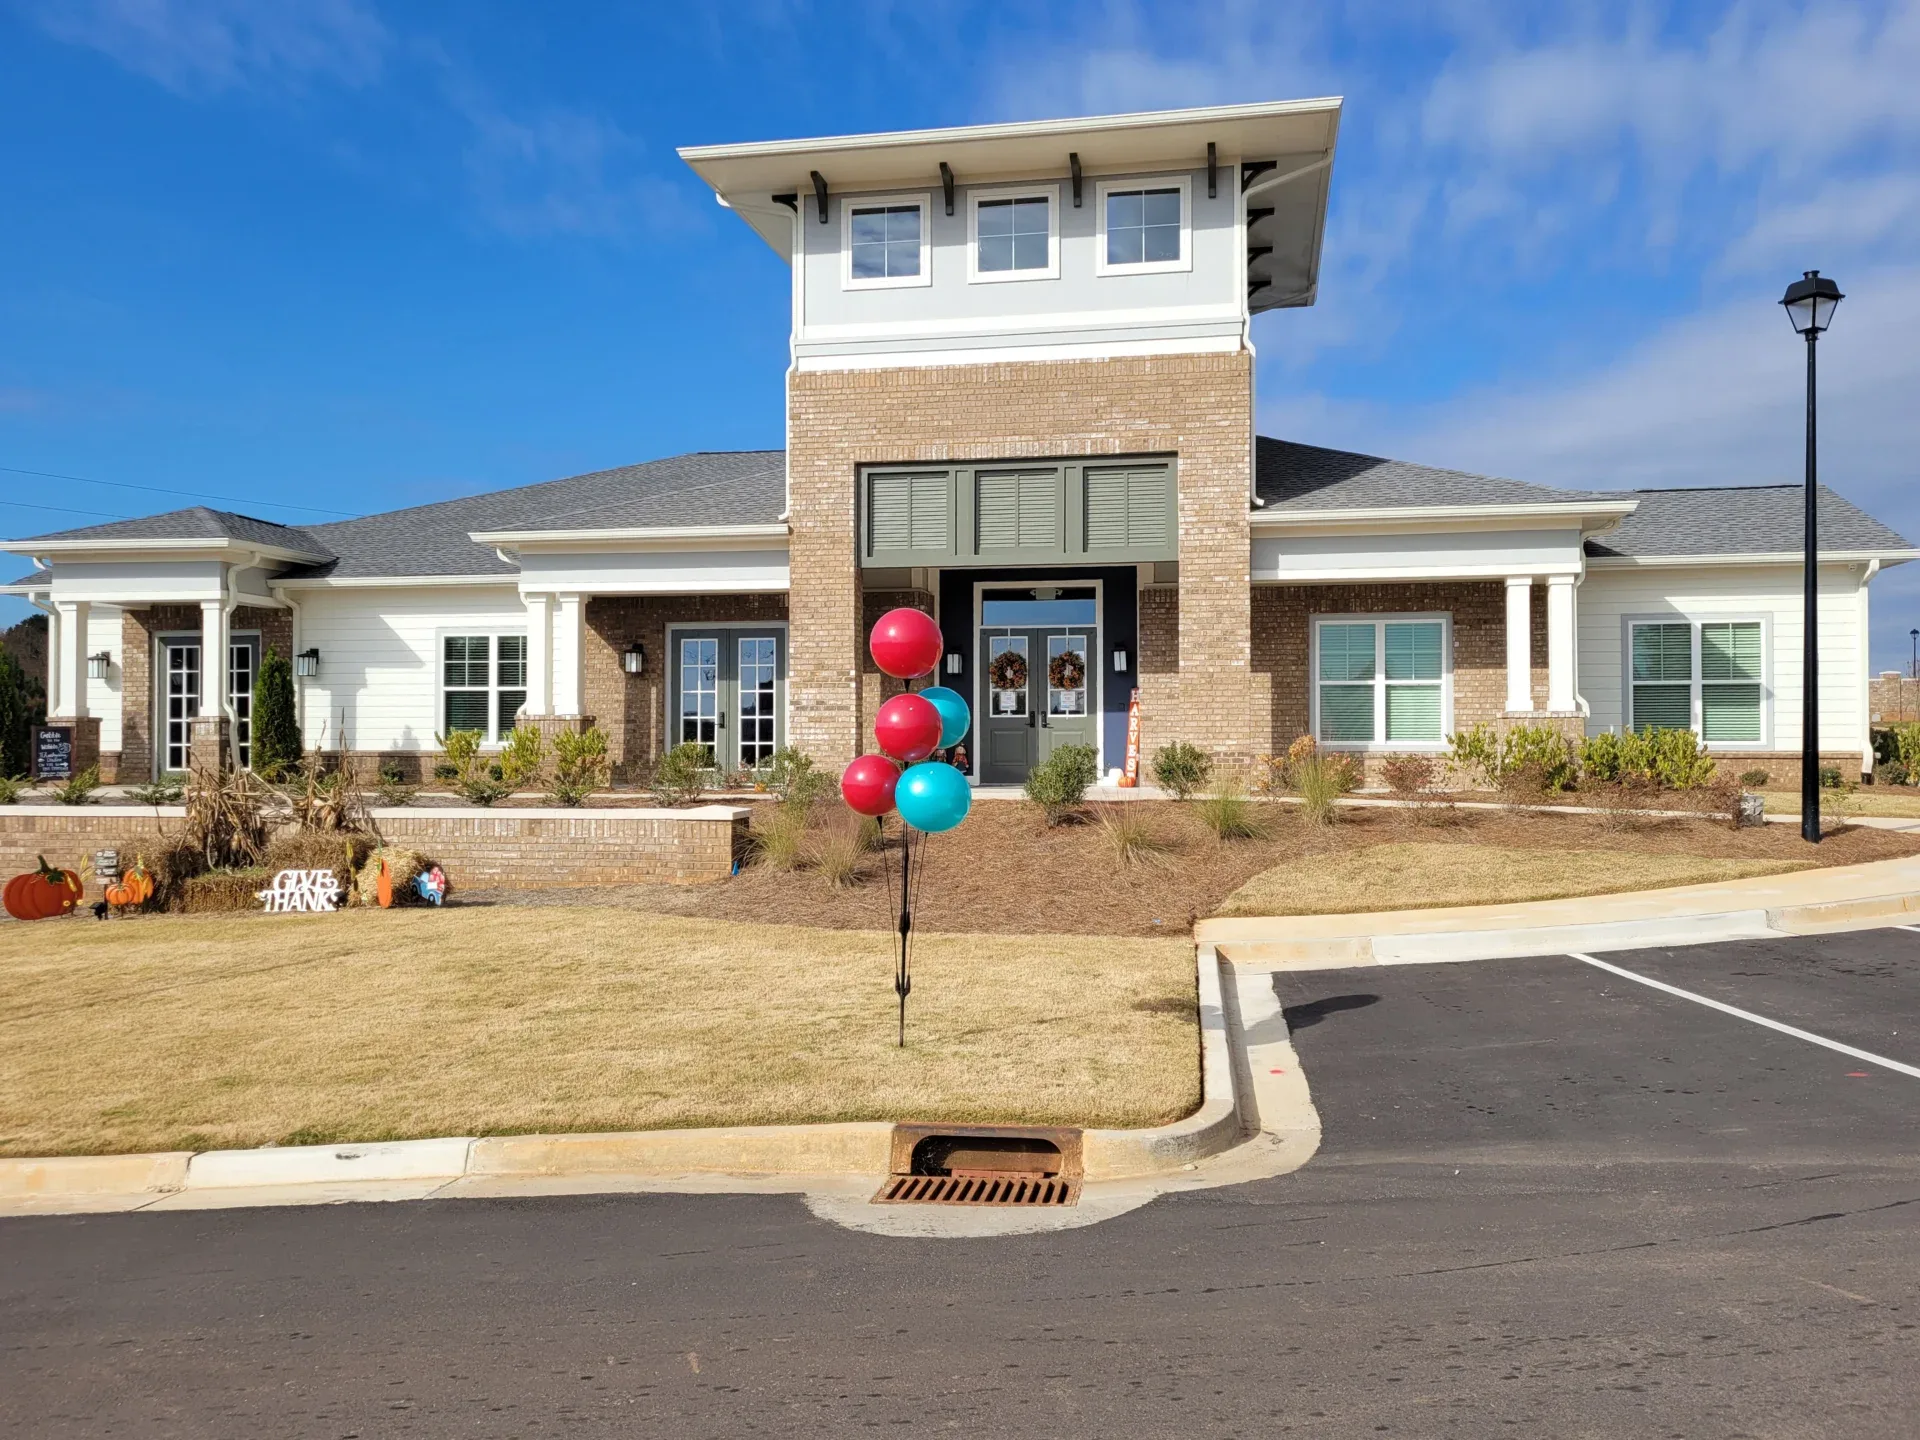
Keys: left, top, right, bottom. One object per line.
{"left": 5, "top": 929, "right": 1918, "bottom": 1438}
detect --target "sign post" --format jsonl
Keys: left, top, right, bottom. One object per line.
{"left": 1120, "top": 689, "right": 1142, "bottom": 787}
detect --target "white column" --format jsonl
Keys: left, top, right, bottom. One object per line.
{"left": 44, "top": 603, "right": 63, "bottom": 717}
{"left": 523, "top": 592, "right": 552, "bottom": 716}
{"left": 1546, "top": 575, "right": 1576, "bottom": 714}
{"left": 552, "top": 593, "right": 583, "bottom": 716}
{"left": 200, "top": 599, "right": 229, "bottom": 720}
{"left": 54, "top": 600, "right": 89, "bottom": 719}
{"left": 1504, "top": 578, "right": 1532, "bottom": 713}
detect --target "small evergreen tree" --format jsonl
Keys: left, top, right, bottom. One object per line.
{"left": 0, "top": 649, "right": 30, "bottom": 778}
{"left": 250, "top": 647, "right": 301, "bottom": 778}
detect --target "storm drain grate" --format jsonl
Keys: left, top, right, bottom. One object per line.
{"left": 874, "top": 1173, "right": 1080, "bottom": 1207}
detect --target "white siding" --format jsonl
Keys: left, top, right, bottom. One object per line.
{"left": 86, "top": 605, "right": 123, "bottom": 754}
{"left": 1578, "top": 564, "right": 1868, "bottom": 754}
{"left": 515, "top": 547, "right": 790, "bottom": 593}
{"left": 293, "top": 585, "right": 525, "bottom": 752}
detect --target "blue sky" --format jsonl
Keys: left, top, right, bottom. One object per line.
{"left": 4, "top": 1, "right": 1918, "bottom": 664}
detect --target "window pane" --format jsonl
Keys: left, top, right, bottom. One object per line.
{"left": 1632, "top": 683, "right": 1692, "bottom": 732}
{"left": 978, "top": 234, "right": 1014, "bottom": 272}
{"left": 851, "top": 211, "right": 886, "bottom": 245}
{"left": 886, "top": 239, "right": 919, "bottom": 277}
{"left": 885, "top": 206, "right": 920, "bottom": 243}
{"left": 446, "top": 691, "right": 489, "bottom": 734}
{"left": 1320, "top": 683, "right": 1375, "bottom": 742}
{"left": 1318, "top": 623, "right": 1376, "bottom": 683}
{"left": 1108, "top": 191, "right": 1144, "bottom": 230}
{"left": 1702, "top": 684, "right": 1762, "bottom": 743}
{"left": 496, "top": 690, "right": 526, "bottom": 737}
{"left": 1632, "top": 623, "right": 1693, "bottom": 682}
{"left": 977, "top": 200, "right": 1013, "bottom": 237}
{"left": 1385, "top": 684, "right": 1442, "bottom": 742}
{"left": 1701, "top": 622, "right": 1761, "bottom": 682}
{"left": 1143, "top": 222, "right": 1180, "bottom": 264}
{"left": 444, "top": 635, "right": 483, "bottom": 687}
{"left": 496, "top": 634, "right": 527, "bottom": 687}
{"left": 1384, "top": 622, "right": 1442, "bottom": 681}
{"left": 1013, "top": 231, "right": 1048, "bottom": 270}
{"left": 1106, "top": 228, "right": 1143, "bottom": 266}
{"left": 1143, "top": 189, "right": 1180, "bottom": 227}
{"left": 851, "top": 243, "right": 886, "bottom": 279}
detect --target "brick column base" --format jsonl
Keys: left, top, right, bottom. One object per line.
{"left": 189, "top": 714, "right": 231, "bottom": 780}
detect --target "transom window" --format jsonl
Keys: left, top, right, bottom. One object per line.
{"left": 971, "top": 187, "right": 1057, "bottom": 281}
{"left": 845, "top": 197, "right": 929, "bottom": 288}
{"left": 1314, "top": 616, "right": 1450, "bottom": 748}
{"left": 1100, "top": 182, "right": 1186, "bottom": 272}
{"left": 1629, "top": 620, "right": 1766, "bottom": 745}
{"left": 443, "top": 634, "right": 526, "bottom": 743}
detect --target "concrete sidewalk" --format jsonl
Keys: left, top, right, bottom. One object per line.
{"left": 1198, "top": 854, "right": 1920, "bottom": 971}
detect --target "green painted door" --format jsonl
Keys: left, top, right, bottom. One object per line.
{"left": 977, "top": 626, "right": 1097, "bottom": 783}
{"left": 671, "top": 628, "right": 785, "bottom": 774}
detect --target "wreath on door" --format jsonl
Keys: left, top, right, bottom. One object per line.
{"left": 1048, "top": 650, "right": 1086, "bottom": 692}
{"left": 988, "top": 650, "right": 1028, "bottom": 691}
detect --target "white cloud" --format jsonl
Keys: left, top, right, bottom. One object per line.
{"left": 1720, "top": 172, "right": 1920, "bottom": 273}
{"left": 34, "top": 0, "right": 388, "bottom": 93}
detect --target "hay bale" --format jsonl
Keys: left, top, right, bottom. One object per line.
{"left": 179, "top": 869, "right": 271, "bottom": 914}
{"left": 263, "top": 830, "right": 372, "bottom": 891}
{"left": 356, "top": 848, "right": 430, "bottom": 906}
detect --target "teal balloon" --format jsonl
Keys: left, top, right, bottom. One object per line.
{"left": 896, "top": 761, "right": 972, "bottom": 834}
{"left": 917, "top": 685, "right": 971, "bottom": 749}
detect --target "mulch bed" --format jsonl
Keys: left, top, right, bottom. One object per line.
{"left": 459, "top": 799, "right": 1920, "bottom": 938}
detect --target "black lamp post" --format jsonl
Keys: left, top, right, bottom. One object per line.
{"left": 1780, "top": 269, "right": 1843, "bottom": 843}
{"left": 1909, "top": 628, "right": 1917, "bottom": 682}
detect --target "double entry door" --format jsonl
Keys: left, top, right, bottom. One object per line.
{"left": 978, "top": 626, "right": 1097, "bottom": 784}
{"left": 158, "top": 634, "right": 259, "bottom": 773}
{"left": 672, "top": 628, "right": 785, "bottom": 774}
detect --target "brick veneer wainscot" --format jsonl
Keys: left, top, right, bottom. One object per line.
{"left": 786, "top": 352, "right": 1255, "bottom": 768}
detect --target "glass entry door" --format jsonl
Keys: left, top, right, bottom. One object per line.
{"left": 228, "top": 636, "right": 260, "bottom": 769}
{"left": 978, "top": 625, "right": 1097, "bottom": 784}
{"left": 671, "top": 628, "right": 785, "bottom": 774}
{"left": 161, "top": 639, "right": 201, "bottom": 774}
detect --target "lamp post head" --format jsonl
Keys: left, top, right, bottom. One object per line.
{"left": 1781, "top": 269, "right": 1843, "bottom": 336}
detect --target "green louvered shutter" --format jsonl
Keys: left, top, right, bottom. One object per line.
{"left": 1701, "top": 621, "right": 1763, "bottom": 743}
{"left": 866, "top": 471, "right": 949, "bottom": 560}
{"left": 1083, "top": 465, "right": 1172, "bottom": 555}
{"left": 976, "top": 470, "right": 1059, "bottom": 554}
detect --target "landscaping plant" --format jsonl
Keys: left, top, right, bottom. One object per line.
{"left": 1884, "top": 721, "right": 1920, "bottom": 781}
{"left": 0, "top": 774, "right": 23, "bottom": 805}
{"left": 50, "top": 764, "right": 100, "bottom": 806}
{"left": 1292, "top": 753, "right": 1346, "bottom": 827}
{"left": 1197, "top": 783, "right": 1268, "bottom": 841}
{"left": 548, "top": 726, "right": 610, "bottom": 806}
{"left": 0, "top": 648, "right": 37, "bottom": 780}
{"left": 1094, "top": 803, "right": 1168, "bottom": 865}
{"left": 811, "top": 812, "right": 872, "bottom": 887}
{"left": 1381, "top": 754, "right": 1435, "bottom": 797}
{"left": 1024, "top": 742, "right": 1098, "bottom": 825}
{"left": 767, "top": 745, "right": 830, "bottom": 813}
{"left": 249, "top": 648, "right": 302, "bottom": 779}
{"left": 498, "top": 724, "right": 545, "bottom": 791}
{"left": 126, "top": 777, "right": 185, "bottom": 805}
{"left": 1644, "top": 728, "right": 1717, "bottom": 789}
{"left": 649, "top": 741, "right": 710, "bottom": 806}
{"left": 752, "top": 803, "right": 809, "bottom": 870}
{"left": 1739, "top": 767, "right": 1773, "bottom": 788}
{"left": 438, "top": 727, "right": 513, "bottom": 806}
{"left": 1451, "top": 723, "right": 1575, "bottom": 792}
{"left": 374, "top": 760, "right": 418, "bottom": 808}
{"left": 1152, "top": 740, "right": 1213, "bottom": 799}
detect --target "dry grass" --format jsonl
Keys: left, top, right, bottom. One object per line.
{"left": 0, "top": 908, "right": 1197, "bottom": 1158}
{"left": 1761, "top": 788, "right": 1920, "bottom": 819}
{"left": 1216, "top": 841, "right": 1807, "bottom": 917}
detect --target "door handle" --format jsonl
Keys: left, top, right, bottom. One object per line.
{"left": 718, "top": 712, "right": 727, "bottom": 730}
{"left": 1027, "top": 712, "right": 1035, "bottom": 728}
{"left": 1040, "top": 713, "right": 1050, "bottom": 728}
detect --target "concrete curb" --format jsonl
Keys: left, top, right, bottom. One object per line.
{"left": 0, "top": 948, "right": 1242, "bottom": 1214}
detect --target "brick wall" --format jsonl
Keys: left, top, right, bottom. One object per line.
{"left": 857, "top": 587, "right": 936, "bottom": 754}
{"left": 787, "top": 352, "right": 1254, "bottom": 767}
{"left": 0, "top": 805, "right": 747, "bottom": 893}
{"left": 584, "top": 594, "right": 790, "bottom": 779}
{"left": 116, "top": 603, "right": 291, "bottom": 781}
{"left": 1870, "top": 673, "right": 1920, "bottom": 726}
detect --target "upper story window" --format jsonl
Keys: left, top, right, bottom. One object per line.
{"left": 969, "top": 184, "right": 1059, "bottom": 282}
{"left": 1096, "top": 177, "right": 1192, "bottom": 276}
{"left": 842, "top": 194, "right": 931, "bottom": 289}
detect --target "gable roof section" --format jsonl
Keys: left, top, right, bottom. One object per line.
{"left": 1254, "top": 437, "right": 1609, "bottom": 512}
{"left": 286, "top": 450, "right": 786, "bottom": 579}
{"left": 1587, "top": 485, "right": 1914, "bottom": 560}
{"left": 10, "top": 506, "right": 331, "bottom": 556}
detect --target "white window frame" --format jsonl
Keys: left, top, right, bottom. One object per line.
{"left": 1095, "top": 175, "right": 1193, "bottom": 277}
{"left": 664, "top": 621, "right": 791, "bottom": 774}
{"left": 435, "top": 628, "right": 529, "bottom": 748}
{"left": 967, "top": 183, "right": 1060, "bottom": 284}
{"left": 1310, "top": 613, "right": 1453, "bottom": 753}
{"left": 1622, "top": 614, "right": 1772, "bottom": 750}
{"left": 841, "top": 192, "right": 933, "bottom": 291}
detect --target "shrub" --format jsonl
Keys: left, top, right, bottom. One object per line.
{"left": 752, "top": 803, "right": 809, "bottom": 870}
{"left": 1642, "top": 728, "right": 1714, "bottom": 789}
{"left": 0, "top": 774, "right": 22, "bottom": 805}
{"left": 1196, "top": 784, "right": 1268, "bottom": 841}
{"left": 1293, "top": 753, "right": 1346, "bottom": 827}
{"left": 1886, "top": 721, "right": 1920, "bottom": 780}
{"left": 250, "top": 648, "right": 301, "bottom": 779}
{"left": 548, "top": 727, "right": 610, "bottom": 806}
{"left": 1880, "top": 760, "right": 1910, "bottom": 787}
{"left": 1449, "top": 724, "right": 1504, "bottom": 788}
{"left": 1739, "top": 767, "right": 1773, "bottom": 788}
{"left": 812, "top": 813, "right": 873, "bottom": 888}
{"left": 1025, "top": 743, "right": 1098, "bottom": 825}
{"left": 1506, "top": 725, "right": 1577, "bottom": 792}
{"left": 0, "top": 648, "right": 40, "bottom": 780}
{"left": 431, "top": 760, "right": 459, "bottom": 782}
{"left": 1093, "top": 804, "right": 1168, "bottom": 865}
{"left": 497, "top": 724, "right": 545, "bottom": 791}
{"left": 649, "top": 741, "right": 711, "bottom": 806}
{"left": 1381, "top": 754, "right": 1435, "bottom": 797}
{"left": 438, "top": 727, "right": 512, "bottom": 806}
{"left": 126, "top": 777, "right": 185, "bottom": 806}
{"left": 767, "top": 746, "right": 831, "bottom": 813}
{"left": 50, "top": 764, "right": 99, "bottom": 805}
{"left": 1577, "top": 731, "right": 1626, "bottom": 784}
{"left": 1152, "top": 741, "right": 1212, "bottom": 800}
{"left": 374, "top": 760, "right": 417, "bottom": 808}
{"left": 1819, "top": 765, "right": 1844, "bottom": 790}
{"left": 1251, "top": 754, "right": 1287, "bottom": 797}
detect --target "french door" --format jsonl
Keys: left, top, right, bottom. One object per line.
{"left": 671, "top": 628, "right": 785, "bottom": 773}
{"left": 978, "top": 625, "right": 1097, "bottom": 784}
{"left": 156, "top": 633, "right": 260, "bottom": 774}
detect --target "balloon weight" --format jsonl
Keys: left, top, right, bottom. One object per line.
{"left": 896, "top": 761, "right": 972, "bottom": 834}
{"left": 868, "top": 607, "right": 944, "bottom": 679}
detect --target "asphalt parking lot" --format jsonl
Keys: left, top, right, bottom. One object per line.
{"left": 3, "top": 928, "right": 1916, "bottom": 1438}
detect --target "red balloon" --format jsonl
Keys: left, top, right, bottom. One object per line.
{"left": 869, "top": 607, "right": 943, "bottom": 679}
{"left": 840, "top": 753, "right": 900, "bottom": 817}
{"left": 873, "top": 693, "right": 943, "bottom": 764}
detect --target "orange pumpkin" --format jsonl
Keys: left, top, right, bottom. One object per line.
{"left": 4, "top": 856, "right": 83, "bottom": 921}
{"left": 104, "top": 859, "right": 155, "bottom": 910}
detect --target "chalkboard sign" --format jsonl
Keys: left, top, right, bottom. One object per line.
{"left": 32, "top": 725, "right": 74, "bottom": 781}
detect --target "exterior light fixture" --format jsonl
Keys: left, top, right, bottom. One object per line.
{"left": 944, "top": 652, "right": 963, "bottom": 675}
{"left": 1112, "top": 647, "right": 1130, "bottom": 673}
{"left": 622, "top": 642, "right": 646, "bottom": 675}
{"left": 295, "top": 648, "right": 321, "bottom": 677}
{"left": 1779, "top": 269, "right": 1843, "bottom": 844}
{"left": 87, "top": 651, "right": 111, "bottom": 680}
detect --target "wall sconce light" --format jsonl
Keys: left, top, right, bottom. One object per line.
{"left": 622, "top": 642, "right": 647, "bottom": 675}
{"left": 1112, "top": 647, "right": 1130, "bottom": 673}
{"left": 944, "top": 652, "right": 963, "bottom": 675}
{"left": 295, "top": 648, "right": 321, "bottom": 678}
{"left": 87, "top": 651, "right": 112, "bottom": 680}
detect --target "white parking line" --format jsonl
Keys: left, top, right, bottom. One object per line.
{"left": 1895, "top": 924, "right": 1920, "bottom": 935}
{"left": 1568, "top": 951, "right": 1920, "bottom": 1080}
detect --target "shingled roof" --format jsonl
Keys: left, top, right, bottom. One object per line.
{"left": 1587, "top": 485, "right": 1913, "bottom": 559}
{"left": 13, "top": 506, "right": 331, "bottom": 555}
{"left": 1255, "top": 436, "right": 1609, "bottom": 511}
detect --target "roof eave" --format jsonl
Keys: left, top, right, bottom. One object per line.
{"left": 469, "top": 523, "right": 789, "bottom": 551}
{"left": 1250, "top": 500, "right": 1638, "bottom": 531}
{"left": 0, "top": 536, "right": 331, "bottom": 565}
{"left": 1586, "top": 549, "right": 1920, "bottom": 568}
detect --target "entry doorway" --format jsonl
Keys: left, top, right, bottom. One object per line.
{"left": 975, "top": 584, "right": 1099, "bottom": 785}
{"left": 668, "top": 626, "right": 786, "bottom": 775}
{"left": 154, "top": 632, "right": 259, "bottom": 775}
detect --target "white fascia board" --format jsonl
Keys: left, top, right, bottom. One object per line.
{"left": 1585, "top": 549, "right": 1920, "bottom": 569}
{"left": 1249, "top": 501, "right": 1639, "bottom": 533}
{"left": 1254, "top": 562, "right": 1582, "bottom": 584}
{"left": 0, "top": 537, "right": 329, "bottom": 565}
{"left": 797, "top": 334, "right": 1244, "bottom": 370}
{"left": 469, "top": 524, "right": 789, "bottom": 551}
{"left": 270, "top": 574, "right": 521, "bottom": 590}
{"left": 799, "top": 302, "right": 1244, "bottom": 342}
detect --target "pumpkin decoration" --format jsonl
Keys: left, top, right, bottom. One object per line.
{"left": 988, "top": 649, "right": 1028, "bottom": 691}
{"left": 103, "top": 858, "right": 155, "bottom": 910}
{"left": 4, "top": 856, "right": 84, "bottom": 921}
